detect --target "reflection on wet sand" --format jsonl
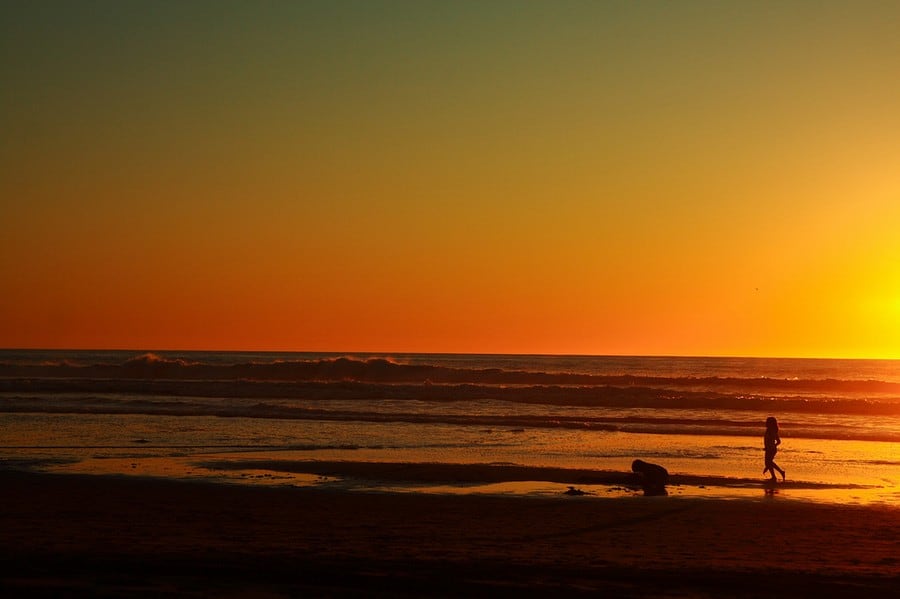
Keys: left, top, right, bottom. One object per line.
{"left": 37, "top": 453, "right": 897, "bottom": 506}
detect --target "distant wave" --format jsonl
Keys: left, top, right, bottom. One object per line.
{"left": 2, "top": 354, "right": 899, "bottom": 396}
{"left": 2, "top": 392, "right": 900, "bottom": 442}
{"left": 2, "top": 375, "right": 900, "bottom": 417}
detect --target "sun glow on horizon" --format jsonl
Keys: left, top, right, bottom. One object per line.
{"left": 2, "top": 2, "right": 900, "bottom": 359}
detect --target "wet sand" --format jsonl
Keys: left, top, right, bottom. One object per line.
{"left": 2, "top": 469, "right": 899, "bottom": 597}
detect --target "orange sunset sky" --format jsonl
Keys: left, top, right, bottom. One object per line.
{"left": 2, "top": 2, "right": 899, "bottom": 358}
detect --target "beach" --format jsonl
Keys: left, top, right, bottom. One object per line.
{"left": 3, "top": 469, "right": 899, "bottom": 597}
{"left": 3, "top": 352, "right": 900, "bottom": 595}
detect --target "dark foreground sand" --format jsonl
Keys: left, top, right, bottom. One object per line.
{"left": 2, "top": 470, "right": 899, "bottom": 597}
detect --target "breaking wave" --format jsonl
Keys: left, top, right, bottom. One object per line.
{"left": 3, "top": 353, "right": 900, "bottom": 442}
{"left": 1, "top": 377, "right": 899, "bottom": 415}
{"left": 2, "top": 354, "right": 900, "bottom": 396}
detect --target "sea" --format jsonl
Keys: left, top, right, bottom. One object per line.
{"left": 2, "top": 350, "right": 899, "bottom": 506}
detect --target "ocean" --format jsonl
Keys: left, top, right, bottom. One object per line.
{"left": 2, "top": 350, "right": 899, "bottom": 505}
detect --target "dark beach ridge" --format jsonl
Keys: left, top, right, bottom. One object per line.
{"left": 2, "top": 469, "right": 899, "bottom": 597}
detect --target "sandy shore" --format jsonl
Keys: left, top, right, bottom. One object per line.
{"left": 2, "top": 470, "right": 899, "bottom": 597}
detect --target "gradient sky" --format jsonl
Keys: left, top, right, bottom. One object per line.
{"left": 2, "top": 1, "right": 899, "bottom": 357}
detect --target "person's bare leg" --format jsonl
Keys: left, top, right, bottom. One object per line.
{"left": 773, "top": 462, "right": 785, "bottom": 481}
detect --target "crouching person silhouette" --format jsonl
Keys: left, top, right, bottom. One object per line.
{"left": 632, "top": 459, "right": 669, "bottom": 496}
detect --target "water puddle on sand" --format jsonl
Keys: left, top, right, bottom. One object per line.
{"left": 42, "top": 455, "right": 337, "bottom": 487}
{"left": 36, "top": 454, "right": 900, "bottom": 507}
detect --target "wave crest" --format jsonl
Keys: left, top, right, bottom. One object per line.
{"left": 2, "top": 355, "right": 899, "bottom": 397}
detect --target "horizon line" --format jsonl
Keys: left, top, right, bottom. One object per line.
{"left": 1, "top": 347, "right": 898, "bottom": 362}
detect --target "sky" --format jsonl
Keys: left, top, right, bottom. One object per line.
{"left": 2, "top": 1, "right": 899, "bottom": 358}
